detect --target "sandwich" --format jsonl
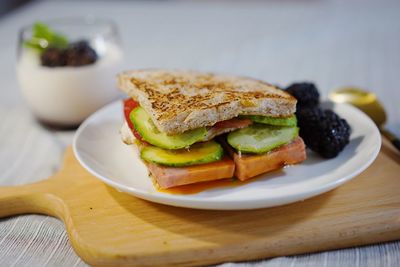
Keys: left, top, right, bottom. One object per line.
{"left": 118, "top": 70, "right": 306, "bottom": 189}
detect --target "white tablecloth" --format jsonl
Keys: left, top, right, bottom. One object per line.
{"left": 0, "top": 0, "right": 399, "bottom": 266}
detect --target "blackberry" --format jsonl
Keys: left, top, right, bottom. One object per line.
{"left": 297, "top": 107, "right": 351, "bottom": 158}
{"left": 41, "top": 41, "right": 98, "bottom": 67}
{"left": 65, "top": 41, "right": 98, "bottom": 66}
{"left": 41, "top": 47, "right": 67, "bottom": 67}
{"left": 286, "top": 82, "right": 320, "bottom": 109}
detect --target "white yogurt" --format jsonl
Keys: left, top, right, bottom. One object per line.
{"left": 17, "top": 43, "right": 123, "bottom": 126}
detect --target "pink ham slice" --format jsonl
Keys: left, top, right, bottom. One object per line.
{"left": 147, "top": 157, "right": 235, "bottom": 189}
{"left": 203, "top": 118, "right": 253, "bottom": 141}
{"left": 223, "top": 137, "right": 307, "bottom": 181}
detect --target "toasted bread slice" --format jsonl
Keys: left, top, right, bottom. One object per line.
{"left": 118, "top": 70, "right": 296, "bottom": 135}
{"left": 223, "top": 137, "right": 306, "bottom": 181}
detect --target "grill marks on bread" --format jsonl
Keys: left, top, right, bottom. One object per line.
{"left": 118, "top": 70, "right": 296, "bottom": 134}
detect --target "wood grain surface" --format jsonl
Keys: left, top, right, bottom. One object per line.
{"left": 0, "top": 140, "right": 399, "bottom": 267}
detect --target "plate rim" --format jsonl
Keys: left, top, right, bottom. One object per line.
{"left": 73, "top": 100, "right": 381, "bottom": 210}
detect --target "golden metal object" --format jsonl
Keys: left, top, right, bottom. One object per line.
{"left": 329, "top": 87, "right": 386, "bottom": 127}
{"left": 330, "top": 87, "right": 400, "bottom": 151}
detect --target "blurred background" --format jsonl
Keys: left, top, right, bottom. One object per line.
{"left": 0, "top": 0, "right": 31, "bottom": 17}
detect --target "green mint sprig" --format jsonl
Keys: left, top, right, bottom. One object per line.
{"left": 24, "top": 22, "right": 68, "bottom": 52}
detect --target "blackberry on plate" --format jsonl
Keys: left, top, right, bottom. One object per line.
{"left": 297, "top": 107, "right": 351, "bottom": 158}
{"left": 41, "top": 47, "right": 67, "bottom": 67}
{"left": 65, "top": 41, "right": 98, "bottom": 66}
{"left": 286, "top": 82, "right": 320, "bottom": 109}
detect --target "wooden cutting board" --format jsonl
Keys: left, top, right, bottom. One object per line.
{"left": 0, "top": 139, "right": 399, "bottom": 267}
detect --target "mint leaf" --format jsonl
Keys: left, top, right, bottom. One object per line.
{"left": 24, "top": 22, "right": 68, "bottom": 53}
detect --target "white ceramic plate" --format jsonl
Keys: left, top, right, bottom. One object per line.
{"left": 73, "top": 101, "right": 381, "bottom": 210}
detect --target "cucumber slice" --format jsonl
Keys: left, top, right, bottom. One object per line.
{"left": 130, "top": 107, "right": 207, "bottom": 149}
{"left": 243, "top": 115, "right": 297, "bottom": 126}
{"left": 227, "top": 124, "right": 299, "bottom": 153}
{"left": 141, "top": 141, "right": 223, "bottom": 167}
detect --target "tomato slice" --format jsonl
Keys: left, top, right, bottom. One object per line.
{"left": 123, "top": 98, "right": 145, "bottom": 141}
{"left": 123, "top": 98, "right": 139, "bottom": 129}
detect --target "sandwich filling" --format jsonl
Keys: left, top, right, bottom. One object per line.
{"left": 123, "top": 98, "right": 300, "bottom": 167}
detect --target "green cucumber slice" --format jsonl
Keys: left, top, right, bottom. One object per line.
{"left": 243, "top": 115, "right": 297, "bottom": 126}
{"left": 130, "top": 107, "right": 207, "bottom": 149}
{"left": 227, "top": 124, "right": 298, "bottom": 153}
{"left": 141, "top": 141, "right": 223, "bottom": 167}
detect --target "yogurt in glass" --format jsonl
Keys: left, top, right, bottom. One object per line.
{"left": 17, "top": 18, "right": 123, "bottom": 128}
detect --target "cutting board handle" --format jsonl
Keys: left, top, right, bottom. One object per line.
{"left": 0, "top": 178, "right": 63, "bottom": 218}
{"left": 0, "top": 147, "right": 79, "bottom": 219}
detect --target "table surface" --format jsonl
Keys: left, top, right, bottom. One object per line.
{"left": 0, "top": 0, "right": 399, "bottom": 266}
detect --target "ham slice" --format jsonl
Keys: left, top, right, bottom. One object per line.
{"left": 223, "top": 137, "right": 307, "bottom": 181}
{"left": 203, "top": 118, "right": 252, "bottom": 141}
{"left": 147, "top": 157, "right": 235, "bottom": 189}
